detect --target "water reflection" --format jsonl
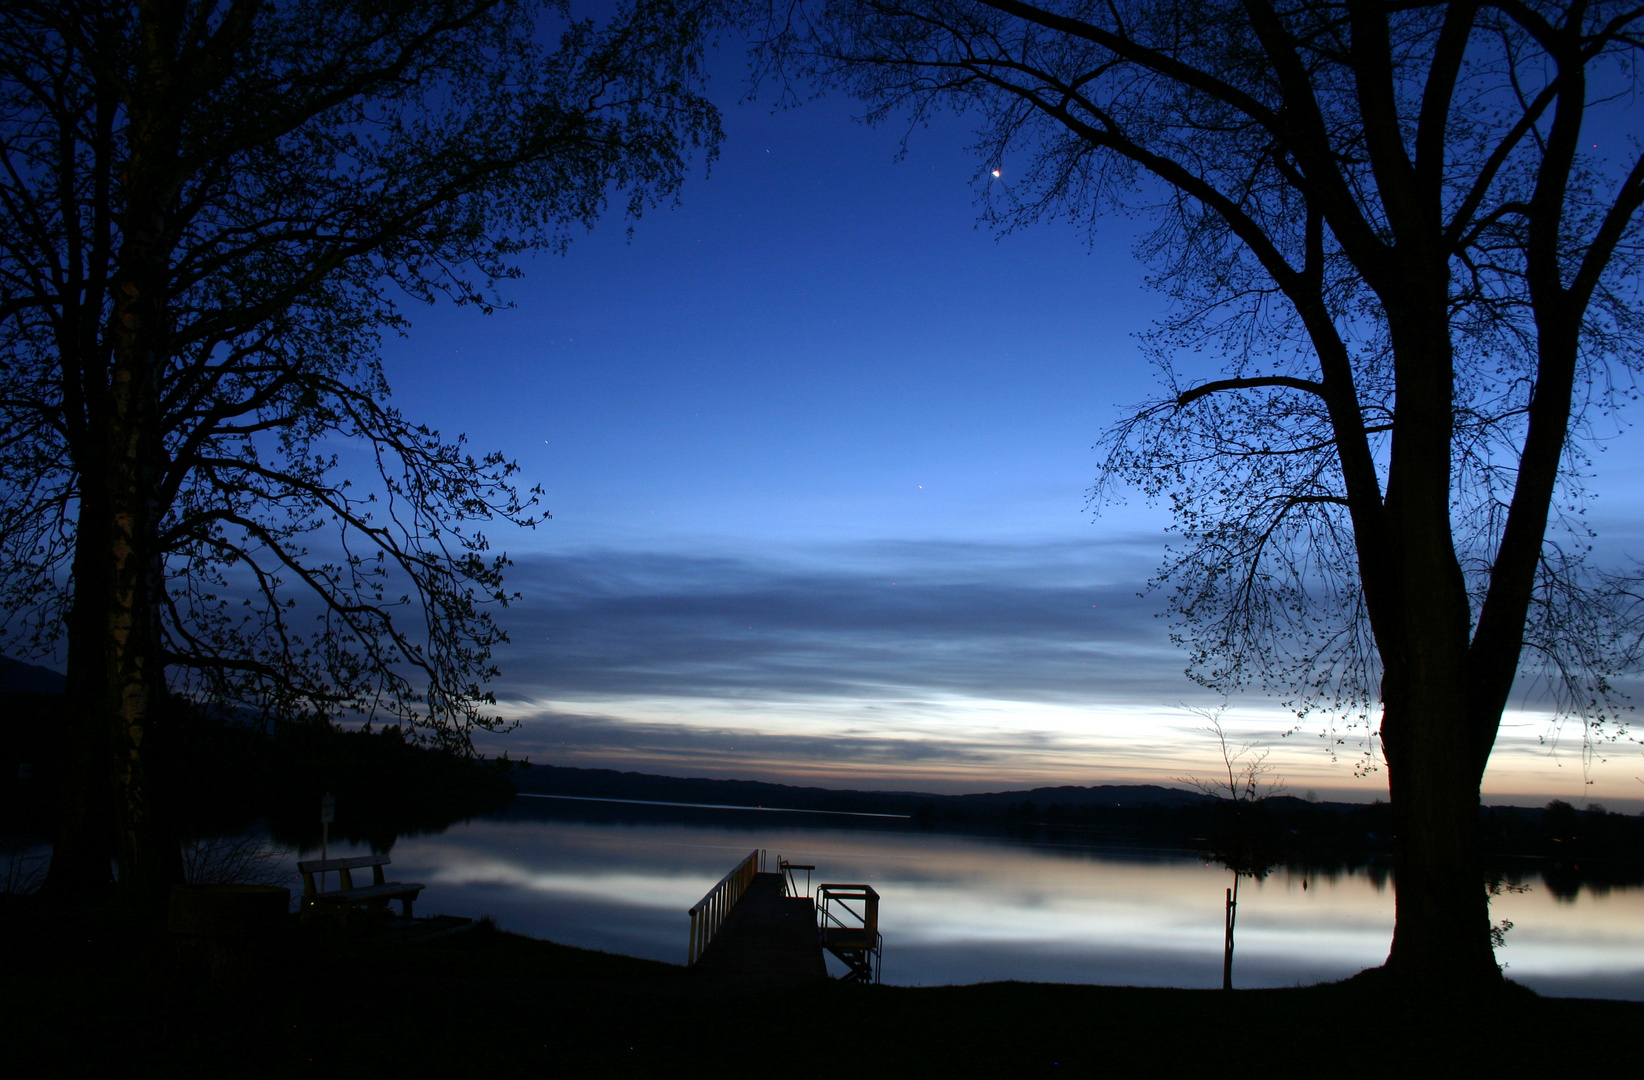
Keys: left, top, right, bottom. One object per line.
{"left": 316, "top": 802, "right": 1644, "bottom": 999}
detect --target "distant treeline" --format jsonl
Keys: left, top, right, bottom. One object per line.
{"left": 514, "top": 764, "right": 1644, "bottom": 895}
{"left": 0, "top": 691, "right": 513, "bottom": 853}
{"left": 6, "top": 691, "right": 1641, "bottom": 892}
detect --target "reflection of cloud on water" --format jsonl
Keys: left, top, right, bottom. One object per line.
{"left": 884, "top": 890, "right": 1217, "bottom": 949}
{"left": 1482, "top": 886, "right": 1644, "bottom": 995}
{"left": 375, "top": 814, "right": 1644, "bottom": 998}
{"left": 418, "top": 861, "right": 705, "bottom": 910}
{"left": 1507, "top": 971, "right": 1644, "bottom": 999}
{"left": 881, "top": 882, "right": 1392, "bottom": 970}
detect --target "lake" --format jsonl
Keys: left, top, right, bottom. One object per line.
{"left": 305, "top": 796, "right": 1644, "bottom": 999}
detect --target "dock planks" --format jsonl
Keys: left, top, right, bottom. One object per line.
{"left": 691, "top": 872, "right": 827, "bottom": 978}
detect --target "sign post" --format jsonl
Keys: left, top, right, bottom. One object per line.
{"left": 320, "top": 793, "right": 335, "bottom": 889}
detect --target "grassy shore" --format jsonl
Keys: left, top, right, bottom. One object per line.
{"left": 4, "top": 895, "right": 1636, "bottom": 1076}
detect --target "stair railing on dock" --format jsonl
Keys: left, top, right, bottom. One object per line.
{"left": 779, "top": 858, "right": 814, "bottom": 898}
{"left": 817, "top": 883, "right": 882, "bottom": 983}
{"left": 687, "top": 849, "right": 765, "bottom": 965}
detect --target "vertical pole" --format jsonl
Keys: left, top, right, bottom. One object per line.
{"left": 1223, "top": 877, "right": 1238, "bottom": 991}
{"left": 320, "top": 792, "right": 335, "bottom": 893}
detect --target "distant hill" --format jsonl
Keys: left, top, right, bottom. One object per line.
{"left": 0, "top": 657, "right": 65, "bottom": 695}
{"left": 510, "top": 764, "right": 1216, "bottom": 816}
{"left": 511, "top": 763, "right": 1644, "bottom": 886}
{"left": 948, "top": 784, "right": 1214, "bottom": 809}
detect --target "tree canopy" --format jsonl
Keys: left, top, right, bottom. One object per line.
{"left": 757, "top": 0, "right": 1644, "bottom": 981}
{"left": 0, "top": 0, "right": 722, "bottom": 904}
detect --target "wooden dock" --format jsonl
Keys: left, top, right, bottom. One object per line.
{"left": 686, "top": 852, "right": 880, "bottom": 981}
{"left": 690, "top": 872, "right": 827, "bottom": 978}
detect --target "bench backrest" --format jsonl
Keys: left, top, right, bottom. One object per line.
{"left": 298, "top": 853, "right": 392, "bottom": 898}
{"left": 297, "top": 853, "right": 390, "bottom": 874}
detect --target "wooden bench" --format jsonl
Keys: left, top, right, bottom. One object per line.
{"left": 297, "top": 854, "right": 423, "bottom": 926}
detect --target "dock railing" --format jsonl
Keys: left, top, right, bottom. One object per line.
{"left": 687, "top": 849, "right": 764, "bottom": 965}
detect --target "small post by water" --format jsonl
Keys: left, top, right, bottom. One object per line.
{"left": 1222, "top": 876, "right": 1239, "bottom": 991}
{"left": 320, "top": 792, "right": 335, "bottom": 890}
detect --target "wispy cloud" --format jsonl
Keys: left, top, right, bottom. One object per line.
{"left": 491, "top": 538, "right": 1189, "bottom": 705}
{"left": 478, "top": 539, "right": 1318, "bottom": 792}
{"left": 474, "top": 539, "right": 1644, "bottom": 806}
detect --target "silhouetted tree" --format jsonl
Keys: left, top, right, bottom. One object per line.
{"left": 1175, "top": 706, "right": 1285, "bottom": 806}
{"left": 0, "top": 0, "right": 721, "bottom": 908}
{"left": 758, "top": 0, "right": 1644, "bottom": 984}
{"left": 1174, "top": 706, "right": 1280, "bottom": 989}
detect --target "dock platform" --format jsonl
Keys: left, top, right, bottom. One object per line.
{"left": 691, "top": 872, "right": 827, "bottom": 978}
{"left": 686, "top": 851, "right": 881, "bottom": 981}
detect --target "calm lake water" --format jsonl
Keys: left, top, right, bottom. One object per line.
{"left": 310, "top": 797, "right": 1644, "bottom": 1000}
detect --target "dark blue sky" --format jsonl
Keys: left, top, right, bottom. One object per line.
{"left": 386, "top": 74, "right": 1166, "bottom": 552}
{"left": 374, "top": 23, "right": 1644, "bottom": 807}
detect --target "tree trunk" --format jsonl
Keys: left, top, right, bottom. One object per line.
{"left": 43, "top": 499, "right": 117, "bottom": 901}
{"left": 1374, "top": 578, "right": 1505, "bottom": 979}
{"left": 44, "top": 397, "right": 181, "bottom": 915}
{"left": 1379, "top": 662, "right": 1499, "bottom": 983}
{"left": 100, "top": 91, "right": 183, "bottom": 907}
{"left": 83, "top": 11, "right": 189, "bottom": 913}
{"left": 101, "top": 269, "right": 182, "bottom": 913}
{"left": 1372, "top": 303, "right": 1500, "bottom": 984}
{"left": 103, "top": 484, "right": 180, "bottom": 911}
{"left": 43, "top": 368, "right": 181, "bottom": 911}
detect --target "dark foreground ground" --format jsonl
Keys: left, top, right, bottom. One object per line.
{"left": 4, "top": 896, "right": 1636, "bottom": 1077}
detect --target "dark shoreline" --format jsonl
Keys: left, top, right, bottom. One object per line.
{"left": 4, "top": 894, "right": 1639, "bottom": 1076}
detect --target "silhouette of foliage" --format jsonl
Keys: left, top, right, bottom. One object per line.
{"left": 754, "top": 0, "right": 1644, "bottom": 980}
{"left": 0, "top": 0, "right": 722, "bottom": 903}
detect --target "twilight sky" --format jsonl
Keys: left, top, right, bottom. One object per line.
{"left": 376, "top": 27, "right": 1644, "bottom": 809}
